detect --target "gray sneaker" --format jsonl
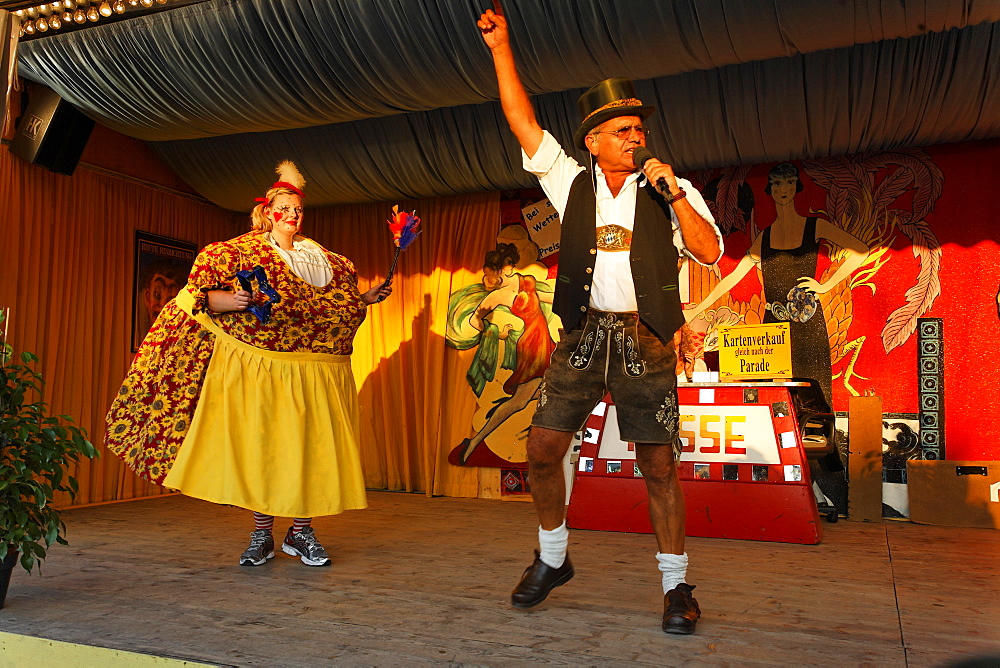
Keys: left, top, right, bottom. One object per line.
{"left": 281, "top": 526, "right": 331, "bottom": 566}
{"left": 239, "top": 529, "right": 275, "bottom": 566}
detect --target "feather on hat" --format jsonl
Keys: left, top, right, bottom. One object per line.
{"left": 268, "top": 160, "right": 306, "bottom": 198}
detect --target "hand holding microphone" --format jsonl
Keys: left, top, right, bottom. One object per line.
{"left": 632, "top": 146, "right": 687, "bottom": 205}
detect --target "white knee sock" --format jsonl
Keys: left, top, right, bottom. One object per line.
{"left": 538, "top": 522, "right": 569, "bottom": 569}
{"left": 656, "top": 552, "right": 689, "bottom": 593}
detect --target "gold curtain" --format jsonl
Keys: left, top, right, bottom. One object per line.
{"left": 2, "top": 147, "right": 506, "bottom": 505}
{"left": 307, "top": 192, "right": 501, "bottom": 498}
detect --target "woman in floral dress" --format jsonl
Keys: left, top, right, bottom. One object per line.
{"left": 107, "top": 161, "right": 391, "bottom": 566}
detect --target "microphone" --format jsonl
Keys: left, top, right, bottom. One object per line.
{"left": 631, "top": 146, "right": 670, "bottom": 195}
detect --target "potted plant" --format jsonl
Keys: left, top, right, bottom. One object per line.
{"left": 0, "top": 310, "right": 99, "bottom": 608}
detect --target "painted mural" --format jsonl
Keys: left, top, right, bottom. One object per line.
{"left": 443, "top": 140, "right": 1000, "bottom": 516}
{"left": 685, "top": 150, "right": 943, "bottom": 407}
{"left": 699, "top": 140, "right": 1000, "bottom": 466}
{"left": 445, "top": 224, "right": 559, "bottom": 468}
{"left": 683, "top": 150, "right": 949, "bottom": 515}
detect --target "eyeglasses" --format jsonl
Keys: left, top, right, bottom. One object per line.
{"left": 590, "top": 125, "right": 650, "bottom": 140}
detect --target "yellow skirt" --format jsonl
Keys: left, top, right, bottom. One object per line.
{"left": 163, "top": 292, "right": 367, "bottom": 517}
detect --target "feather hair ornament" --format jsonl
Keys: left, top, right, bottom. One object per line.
{"left": 272, "top": 160, "right": 306, "bottom": 197}
{"left": 384, "top": 205, "right": 421, "bottom": 283}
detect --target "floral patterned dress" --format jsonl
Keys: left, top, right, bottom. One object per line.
{"left": 106, "top": 231, "right": 370, "bottom": 517}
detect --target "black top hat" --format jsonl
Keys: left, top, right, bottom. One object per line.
{"left": 572, "top": 77, "right": 655, "bottom": 150}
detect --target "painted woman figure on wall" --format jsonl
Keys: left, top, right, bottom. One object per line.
{"left": 446, "top": 241, "right": 556, "bottom": 466}
{"left": 687, "top": 163, "right": 870, "bottom": 411}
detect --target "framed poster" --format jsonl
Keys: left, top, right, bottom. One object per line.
{"left": 132, "top": 231, "right": 197, "bottom": 351}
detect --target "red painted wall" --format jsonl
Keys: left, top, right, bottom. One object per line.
{"left": 699, "top": 139, "right": 1000, "bottom": 461}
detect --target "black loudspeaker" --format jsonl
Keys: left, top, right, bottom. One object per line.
{"left": 10, "top": 85, "right": 95, "bottom": 176}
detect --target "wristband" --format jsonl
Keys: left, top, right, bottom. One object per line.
{"left": 666, "top": 187, "right": 687, "bottom": 205}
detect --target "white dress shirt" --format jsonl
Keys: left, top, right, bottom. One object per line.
{"left": 522, "top": 131, "right": 722, "bottom": 312}
{"left": 267, "top": 235, "right": 332, "bottom": 288}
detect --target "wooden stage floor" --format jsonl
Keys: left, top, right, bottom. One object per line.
{"left": 1, "top": 492, "right": 998, "bottom": 666}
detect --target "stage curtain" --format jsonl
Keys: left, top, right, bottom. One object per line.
{"left": 149, "top": 19, "right": 1000, "bottom": 209}
{"left": 16, "top": 0, "right": 1000, "bottom": 142}
{"left": 13, "top": 0, "right": 1000, "bottom": 209}
{"left": 2, "top": 146, "right": 501, "bottom": 505}
{"left": 306, "top": 192, "right": 501, "bottom": 498}
{"left": 0, "top": 148, "right": 240, "bottom": 507}
{"left": 0, "top": 11, "right": 16, "bottom": 137}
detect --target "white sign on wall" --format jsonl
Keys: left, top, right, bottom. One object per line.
{"left": 521, "top": 199, "right": 561, "bottom": 258}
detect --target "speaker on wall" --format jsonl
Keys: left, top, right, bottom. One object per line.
{"left": 9, "top": 85, "right": 95, "bottom": 176}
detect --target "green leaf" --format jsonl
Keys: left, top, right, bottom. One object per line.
{"left": 2, "top": 347, "right": 99, "bottom": 574}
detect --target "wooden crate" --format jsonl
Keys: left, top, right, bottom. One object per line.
{"left": 906, "top": 460, "right": 1000, "bottom": 529}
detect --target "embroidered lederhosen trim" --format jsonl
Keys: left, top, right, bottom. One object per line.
{"left": 569, "top": 315, "right": 607, "bottom": 370}
{"left": 614, "top": 317, "right": 646, "bottom": 378}
{"left": 569, "top": 310, "right": 647, "bottom": 378}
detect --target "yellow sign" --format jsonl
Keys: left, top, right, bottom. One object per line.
{"left": 717, "top": 323, "right": 792, "bottom": 381}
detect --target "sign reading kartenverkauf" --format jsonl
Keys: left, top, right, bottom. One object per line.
{"left": 717, "top": 322, "right": 792, "bottom": 381}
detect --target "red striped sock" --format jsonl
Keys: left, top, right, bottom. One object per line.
{"left": 291, "top": 517, "right": 311, "bottom": 534}
{"left": 253, "top": 512, "right": 274, "bottom": 532}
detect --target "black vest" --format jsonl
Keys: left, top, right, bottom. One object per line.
{"left": 553, "top": 171, "right": 683, "bottom": 343}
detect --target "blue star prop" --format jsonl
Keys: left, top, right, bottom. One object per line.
{"left": 235, "top": 265, "right": 281, "bottom": 324}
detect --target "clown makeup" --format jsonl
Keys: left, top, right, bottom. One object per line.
{"left": 267, "top": 192, "right": 304, "bottom": 248}
{"left": 272, "top": 203, "right": 303, "bottom": 223}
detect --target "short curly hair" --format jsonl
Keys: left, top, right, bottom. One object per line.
{"left": 764, "top": 162, "right": 803, "bottom": 195}
{"left": 482, "top": 243, "right": 520, "bottom": 291}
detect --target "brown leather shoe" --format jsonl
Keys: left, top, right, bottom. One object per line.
{"left": 662, "top": 583, "right": 701, "bottom": 634}
{"left": 511, "top": 550, "right": 574, "bottom": 608}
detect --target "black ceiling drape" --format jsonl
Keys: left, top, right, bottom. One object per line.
{"left": 14, "top": 0, "right": 1000, "bottom": 209}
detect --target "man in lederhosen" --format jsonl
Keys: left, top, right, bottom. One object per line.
{"left": 477, "top": 8, "right": 723, "bottom": 634}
